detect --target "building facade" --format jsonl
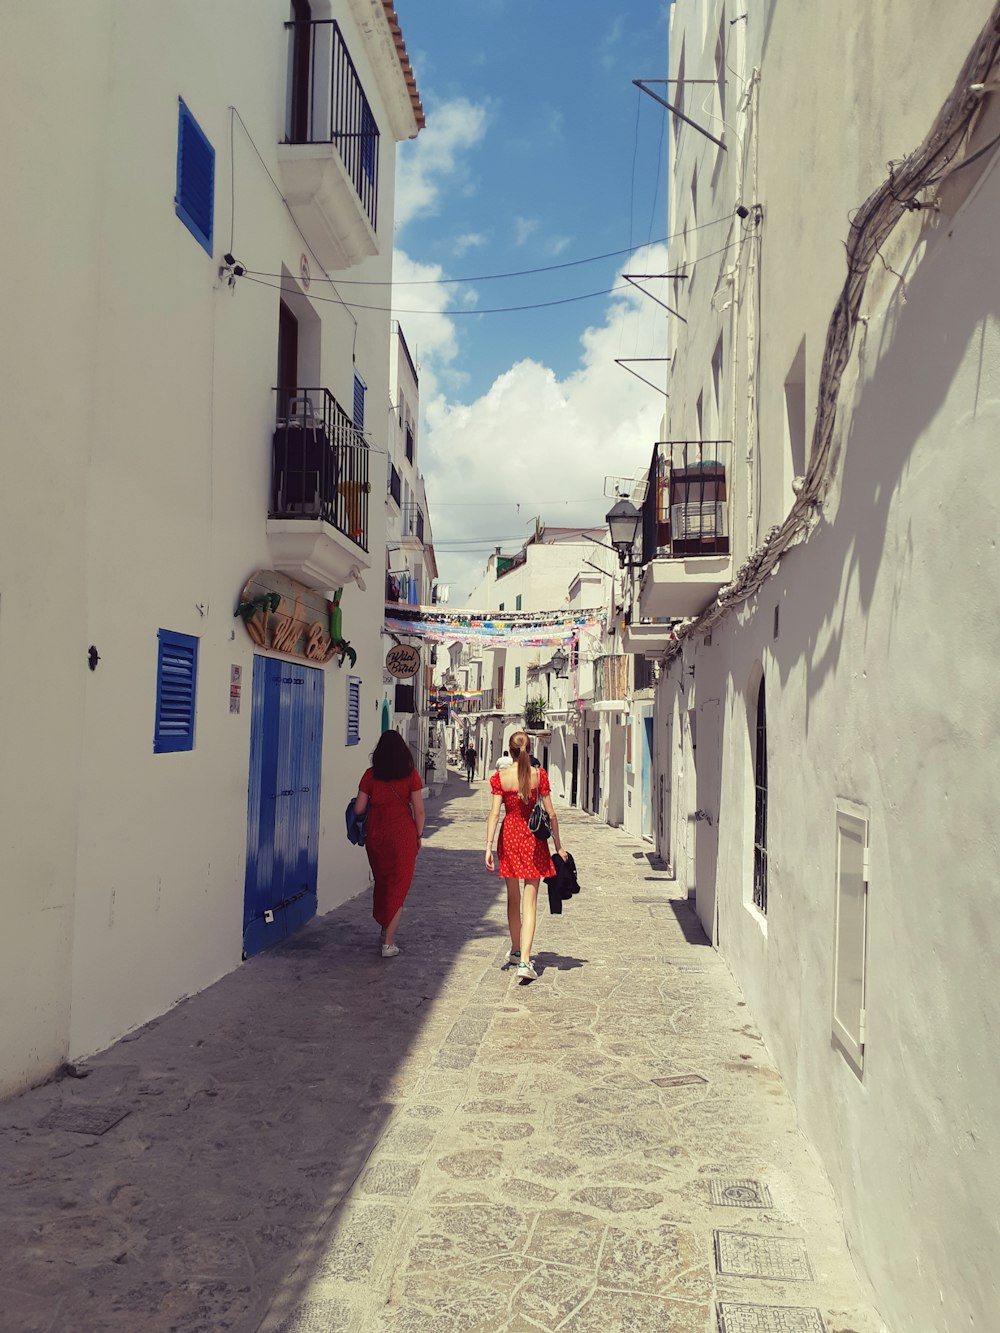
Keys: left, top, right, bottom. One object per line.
{"left": 621, "top": 2, "right": 1000, "bottom": 1327}
{"left": 0, "top": 0, "right": 422, "bottom": 1095}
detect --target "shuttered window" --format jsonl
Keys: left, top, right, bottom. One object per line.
{"left": 175, "top": 99, "right": 215, "bottom": 255}
{"left": 353, "top": 371, "right": 366, "bottom": 431}
{"left": 346, "top": 674, "right": 361, "bottom": 746}
{"left": 833, "top": 799, "right": 870, "bottom": 1077}
{"left": 154, "top": 629, "right": 199, "bottom": 753}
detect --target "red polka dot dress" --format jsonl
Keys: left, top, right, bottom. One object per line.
{"left": 490, "top": 769, "right": 557, "bottom": 880}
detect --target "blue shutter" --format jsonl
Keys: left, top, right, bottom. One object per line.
{"left": 154, "top": 629, "right": 199, "bottom": 753}
{"left": 175, "top": 99, "right": 215, "bottom": 255}
{"left": 346, "top": 674, "right": 361, "bottom": 746}
{"left": 353, "top": 371, "right": 366, "bottom": 431}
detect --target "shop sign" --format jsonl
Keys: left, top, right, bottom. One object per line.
{"left": 386, "top": 644, "right": 420, "bottom": 679}
{"left": 235, "top": 570, "right": 343, "bottom": 665}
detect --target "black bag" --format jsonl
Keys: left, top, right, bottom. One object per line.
{"left": 527, "top": 800, "right": 551, "bottom": 841}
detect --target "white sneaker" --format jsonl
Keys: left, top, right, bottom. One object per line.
{"left": 381, "top": 943, "right": 400, "bottom": 958}
{"left": 516, "top": 959, "right": 537, "bottom": 981}
{"left": 503, "top": 948, "right": 521, "bottom": 968}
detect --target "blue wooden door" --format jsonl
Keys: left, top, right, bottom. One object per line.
{"left": 243, "top": 657, "right": 324, "bottom": 958}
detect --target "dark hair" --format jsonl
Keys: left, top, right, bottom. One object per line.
{"left": 372, "top": 730, "right": 415, "bottom": 781}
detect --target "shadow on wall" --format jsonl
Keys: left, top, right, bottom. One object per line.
{"left": 762, "top": 196, "right": 1000, "bottom": 727}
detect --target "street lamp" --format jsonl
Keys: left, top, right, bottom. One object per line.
{"left": 605, "top": 497, "right": 642, "bottom": 567}
{"left": 549, "top": 648, "right": 569, "bottom": 678}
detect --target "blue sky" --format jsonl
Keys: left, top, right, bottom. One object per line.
{"left": 390, "top": 2, "right": 673, "bottom": 600}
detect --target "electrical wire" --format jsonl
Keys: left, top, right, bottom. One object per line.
{"left": 238, "top": 237, "right": 742, "bottom": 317}
{"left": 241, "top": 213, "right": 731, "bottom": 287}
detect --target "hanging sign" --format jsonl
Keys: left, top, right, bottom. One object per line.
{"left": 385, "top": 644, "right": 421, "bottom": 678}
{"left": 235, "top": 570, "right": 344, "bottom": 665}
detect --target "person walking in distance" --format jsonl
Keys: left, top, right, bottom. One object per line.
{"left": 465, "top": 743, "right": 476, "bottom": 783}
{"left": 484, "top": 730, "right": 567, "bottom": 981}
{"left": 353, "top": 731, "right": 424, "bottom": 957}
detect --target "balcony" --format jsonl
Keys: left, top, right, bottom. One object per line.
{"left": 266, "top": 388, "right": 371, "bottom": 590}
{"left": 278, "top": 19, "right": 380, "bottom": 269}
{"left": 623, "top": 620, "right": 678, "bottom": 657}
{"left": 592, "top": 655, "right": 629, "bottom": 711}
{"left": 637, "top": 439, "right": 733, "bottom": 620}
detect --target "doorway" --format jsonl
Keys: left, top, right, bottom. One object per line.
{"left": 591, "top": 731, "right": 601, "bottom": 815}
{"left": 571, "top": 742, "right": 579, "bottom": 806}
{"left": 243, "top": 657, "right": 324, "bottom": 958}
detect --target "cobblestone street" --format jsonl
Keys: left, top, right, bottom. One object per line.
{"left": 1, "top": 769, "right": 885, "bottom": 1332}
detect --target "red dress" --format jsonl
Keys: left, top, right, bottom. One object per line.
{"left": 491, "top": 768, "right": 556, "bottom": 880}
{"left": 359, "top": 767, "right": 422, "bottom": 926}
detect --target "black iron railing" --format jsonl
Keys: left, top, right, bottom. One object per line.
{"left": 270, "top": 387, "right": 369, "bottom": 551}
{"left": 285, "top": 18, "right": 380, "bottom": 234}
{"left": 639, "top": 440, "right": 731, "bottom": 564}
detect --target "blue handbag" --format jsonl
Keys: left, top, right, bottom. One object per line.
{"left": 345, "top": 798, "right": 368, "bottom": 847}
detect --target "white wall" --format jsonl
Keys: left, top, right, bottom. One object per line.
{"left": 659, "top": 3, "right": 1000, "bottom": 1327}
{"left": 0, "top": 0, "right": 417, "bottom": 1087}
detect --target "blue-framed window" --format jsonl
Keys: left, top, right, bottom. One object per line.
{"left": 175, "top": 99, "right": 215, "bottom": 255}
{"left": 353, "top": 370, "right": 366, "bottom": 431}
{"left": 154, "top": 629, "right": 199, "bottom": 753}
{"left": 346, "top": 675, "right": 361, "bottom": 746}
{"left": 361, "top": 104, "right": 377, "bottom": 182}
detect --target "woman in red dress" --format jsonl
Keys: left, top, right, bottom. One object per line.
{"left": 354, "top": 731, "right": 424, "bottom": 957}
{"left": 484, "top": 730, "right": 567, "bottom": 981}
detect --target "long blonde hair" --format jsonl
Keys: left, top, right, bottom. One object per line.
{"left": 508, "top": 730, "right": 534, "bottom": 802}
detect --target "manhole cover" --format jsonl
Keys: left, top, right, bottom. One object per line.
{"left": 42, "top": 1104, "right": 131, "bottom": 1136}
{"left": 717, "top": 1303, "right": 826, "bottom": 1332}
{"left": 714, "top": 1231, "right": 813, "bottom": 1281}
{"left": 631, "top": 896, "right": 672, "bottom": 904}
{"left": 652, "top": 1073, "right": 707, "bottom": 1088}
{"left": 711, "top": 1178, "right": 773, "bottom": 1209}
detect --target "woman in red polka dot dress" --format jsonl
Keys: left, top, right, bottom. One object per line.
{"left": 484, "top": 731, "right": 568, "bottom": 981}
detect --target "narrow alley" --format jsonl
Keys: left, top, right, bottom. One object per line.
{"left": 2, "top": 769, "right": 884, "bottom": 1333}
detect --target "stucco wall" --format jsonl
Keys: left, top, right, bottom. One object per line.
{"left": 1, "top": 0, "right": 411, "bottom": 1086}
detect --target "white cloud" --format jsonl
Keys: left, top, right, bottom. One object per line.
{"left": 514, "top": 216, "right": 539, "bottom": 246}
{"left": 417, "top": 247, "right": 672, "bottom": 601}
{"left": 395, "top": 98, "right": 490, "bottom": 230}
{"left": 453, "top": 232, "right": 488, "bottom": 257}
{"left": 549, "top": 236, "right": 573, "bottom": 256}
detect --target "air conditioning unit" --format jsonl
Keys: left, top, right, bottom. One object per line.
{"left": 670, "top": 501, "right": 727, "bottom": 540}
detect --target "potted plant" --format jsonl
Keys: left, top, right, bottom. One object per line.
{"left": 524, "top": 695, "right": 547, "bottom": 730}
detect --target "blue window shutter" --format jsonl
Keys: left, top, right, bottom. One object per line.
{"left": 154, "top": 629, "right": 199, "bottom": 753}
{"left": 175, "top": 99, "right": 215, "bottom": 255}
{"left": 346, "top": 675, "right": 361, "bottom": 746}
{"left": 353, "top": 371, "right": 366, "bottom": 431}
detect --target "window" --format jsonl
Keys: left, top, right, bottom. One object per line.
{"left": 514, "top": 667, "right": 521, "bottom": 687}
{"left": 405, "top": 421, "right": 414, "bottom": 463}
{"left": 361, "top": 104, "right": 377, "bottom": 182}
{"left": 346, "top": 675, "right": 361, "bottom": 745}
{"left": 833, "top": 799, "right": 870, "bottom": 1076}
{"left": 388, "top": 463, "right": 401, "bottom": 506}
{"left": 498, "top": 602, "right": 505, "bottom": 612}
{"left": 515, "top": 594, "right": 522, "bottom": 610}
{"left": 353, "top": 370, "right": 366, "bottom": 431}
{"left": 752, "top": 677, "right": 768, "bottom": 914}
{"left": 175, "top": 99, "right": 215, "bottom": 255}
{"left": 154, "top": 629, "right": 199, "bottom": 753}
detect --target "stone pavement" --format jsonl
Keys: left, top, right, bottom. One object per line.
{"left": 1, "top": 768, "right": 887, "bottom": 1333}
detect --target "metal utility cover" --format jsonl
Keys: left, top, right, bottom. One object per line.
{"left": 714, "top": 1231, "right": 813, "bottom": 1281}
{"left": 631, "top": 896, "right": 672, "bottom": 904}
{"left": 652, "top": 1073, "right": 707, "bottom": 1087}
{"left": 710, "top": 1178, "right": 774, "bottom": 1209}
{"left": 717, "top": 1305, "right": 826, "bottom": 1333}
{"left": 43, "top": 1104, "right": 131, "bottom": 1136}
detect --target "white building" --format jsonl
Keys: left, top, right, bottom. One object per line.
{"left": 382, "top": 320, "right": 439, "bottom": 776}
{"left": 0, "top": 0, "right": 422, "bottom": 1096}
{"left": 622, "top": 2, "right": 1000, "bottom": 1327}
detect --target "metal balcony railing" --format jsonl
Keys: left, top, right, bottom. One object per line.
{"left": 639, "top": 440, "right": 731, "bottom": 564}
{"left": 285, "top": 18, "right": 380, "bottom": 233}
{"left": 270, "top": 388, "right": 369, "bottom": 551}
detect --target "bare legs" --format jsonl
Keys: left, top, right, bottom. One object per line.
{"left": 505, "top": 878, "right": 540, "bottom": 961}
{"left": 382, "top": 906, "right": 403, "bottom": 949}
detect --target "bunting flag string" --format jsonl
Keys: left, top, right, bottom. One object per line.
{"left": 384, "top": 602, "right": 603, "bottom": 648}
